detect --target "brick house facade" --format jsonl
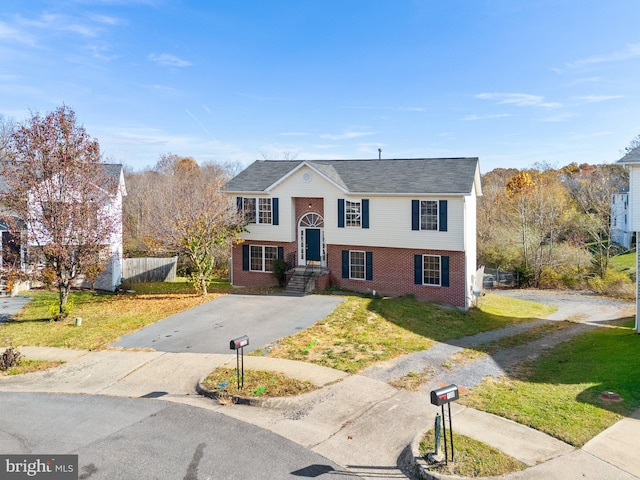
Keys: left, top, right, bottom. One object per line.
{"left": 225, "top": 158, "right": 482, "bottom": 309}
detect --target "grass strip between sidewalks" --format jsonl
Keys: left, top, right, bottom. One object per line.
{"left": 461, "top": 318, "right": 640, "bottom": 447}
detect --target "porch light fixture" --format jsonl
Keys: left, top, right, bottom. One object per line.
{"left": 308, "top": 203, "right": 312, "bottom": 209}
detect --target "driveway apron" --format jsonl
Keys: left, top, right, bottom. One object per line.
{"left": 111, "top": 293, "right": 344, "bottom": 354}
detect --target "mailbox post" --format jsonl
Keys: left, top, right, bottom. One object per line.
{"left": 430, "top": 384, "right": 459, "bottom": 464}
{"left": 229, "top": 335, "right": 249, "bottom": 389}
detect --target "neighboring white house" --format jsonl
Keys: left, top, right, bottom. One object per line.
{"left": 225, "top": 157, "right": 482, "bottom": 309}
{"left": 0, "top": 163, "right": 127, "bottom": 292}
{"left": 616, "top": 149, "right": 640, "bottom": 333}
{"left": 611, "top": 189, "right": 633, "bottom": 249}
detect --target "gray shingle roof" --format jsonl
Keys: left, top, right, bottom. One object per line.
{"left": 225, "top": 158, "right": 480, "bottom": 195}
{"left": 617, "top": 146, "right": 640, "bottom": 165}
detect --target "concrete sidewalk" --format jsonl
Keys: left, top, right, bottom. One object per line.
{"left": 1, "top": 347, "right": 638, "bottom": 480}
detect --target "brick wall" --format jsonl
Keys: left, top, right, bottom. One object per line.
{"left": 295, "top": 198, "right": 324, "bottom": 221}
{"left": 326, "top": 244, "right": 466, "bottom": 307}
{"left": 231, "top": 241, "right": 297, "bottom": 288}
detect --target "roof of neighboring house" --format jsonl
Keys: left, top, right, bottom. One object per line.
{"left": 0, "top": 163, "right": 125, "bottom": 195}
{"left": 225, "top": 157, "right": 481, "bottom": 195}
{"left": 617, "top": 146, "right": 640, "bottom": 165}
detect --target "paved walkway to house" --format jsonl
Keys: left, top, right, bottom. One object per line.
{"left": 0, "top": 291, "right": 638, "bottom": 480}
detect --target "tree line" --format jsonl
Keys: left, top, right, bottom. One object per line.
{"left": 478, "top": 160, "right": 631, "bottom": 293}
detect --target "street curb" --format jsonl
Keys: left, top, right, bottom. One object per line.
{"left": 408, "top": 427, "right": 462, "bottom": 480}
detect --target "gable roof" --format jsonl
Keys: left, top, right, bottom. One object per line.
{"left": 225, "top": 157, "right": 481, "bottom": 195}
{"left": 0, "top": 163, "right": 126, "bottom": 196}
{"left": 617, "top": 146, "right": 640, "bottom": 165}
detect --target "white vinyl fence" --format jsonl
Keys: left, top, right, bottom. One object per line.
{"left": 122, "top": 256, "right": 178, "bottom": 283}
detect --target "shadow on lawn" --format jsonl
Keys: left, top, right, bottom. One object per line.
{"left": 368, "top": 294, "right": 640, "bottom": 417}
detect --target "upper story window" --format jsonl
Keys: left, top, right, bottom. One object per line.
{"left": 345, "top": 201, "right": 361, "bottom": 227}
{"left": 237, "top": 197, "right": 279, "bottom": 225}
{"left": 258, "top": 198, "right": 272, "bottom": 224}
{"left": 412, "top": 199, "right": 447, "bottom": 232}
{"left": 338, "top": 199, "right": 369, "bottom": 229}
{"left": 420, "top": 201, "right": 438, "bottom": 231}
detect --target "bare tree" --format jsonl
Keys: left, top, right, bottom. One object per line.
{"left": 149, "top": 154, "right": 244, "bottom": 294}
{"left": 0, "top": 106, "right": 120, "bottom": 316}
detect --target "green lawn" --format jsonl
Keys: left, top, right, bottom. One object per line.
{"left": 610, "top": 251, "right": 636, "bottom": 273}
{"left": 260, "top": 293, "right": 556, "bottom": 373}
{"left": 461, "top": 318, "right": 640, "bottom": 446}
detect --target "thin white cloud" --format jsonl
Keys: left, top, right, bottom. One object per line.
{"left": 476, "top": 93, "right": 562, "bottom": 108}
{"left": 344, "top": 105, "right": 426, "bottom": 112}
{"left": 463, "top": 113, "right": 513, "bottom": 121}
{"left": 541, "top": 112, "right": 576, "bottom": 122}
{"left": 572, "top": 95, "right": 622, "bottom": 103}
{"left": 0, "top": 20, "right": 36, "bottom": 45}
{"left": 148, "top": 53, "right": 193, "bottom": 68}
{"left": 319, "top": 130, "right": 375, "bottom": 140}
{"left": 568, "top": 44, "right": 640, "bottom": 69}
{"left": 279, "top": 132, "right": 310, "bottom": 137}
{"left": 89, "top": 14, "right": 125, "bottom": 26}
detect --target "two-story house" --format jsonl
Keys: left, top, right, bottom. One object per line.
{"left": 0, "top": 163, "right": 126, "bottom": 292}
{"left": 225, "top": 158, "right": 482, "bottom": 309}
{"left": 617, "top": 148, "right": 640, "bottom": 333}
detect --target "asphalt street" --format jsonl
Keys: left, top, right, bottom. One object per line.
{"left": 111, "top": 293, "right": 344, "bottom": 353}
{"left": 0, "top": 392, "right": 359, "bottom": 480}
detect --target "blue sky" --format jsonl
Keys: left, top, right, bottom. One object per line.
{"left": 2, "top": 1, "right": 640, "bottom": 172}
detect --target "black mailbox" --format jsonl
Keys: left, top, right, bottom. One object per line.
{"left": 430, "top": 384, "right": 459, "bottom": 406}
{"left": 230, "top": 335, "right": 249, "bottom": 350}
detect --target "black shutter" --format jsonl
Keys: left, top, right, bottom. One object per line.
{"left": 242, "top": 245, "right": 250, "bottom": 271}
{"left": 366, "top": 251, "right": 373, "bottom": 281}
{"left": 441, "top": 256, "right": 450, "bottom": 287}
{"left": 362, "top": 199, "right": 369, "bottom": 229}
{"left": 342, "top": 250, "right": 349, "bottom": 278}
{"left": 412, "top": 200, "right": 420, "bottom": 230}
{"left": 277, "top": 246, "right": 284, "bottom": 260}
{"left": 338, "top": 199, "right": 345, "bottom": 228}
{"left": 236, "top": 197, "right": 243, "bottom": 213}
{"left": 272, "top": 198, "right": 279, "bottom": 225}
{"left": 414, "top": 254, "right": 422, "bottom": 285}
{"left": 439, "top": 200, "right": 448, "bottom": 232}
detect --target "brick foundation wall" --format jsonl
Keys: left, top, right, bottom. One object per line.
{"left": 326, "top": 244, "right": 466, "bottom": 307}
{"left": 232, "top": 240, "right": 467, "bottom": 308}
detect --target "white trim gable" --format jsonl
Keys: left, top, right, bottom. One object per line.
{"left": 264, "top": 161, "right": 348, "bottom": 194}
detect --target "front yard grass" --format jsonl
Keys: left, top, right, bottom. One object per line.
{"left": 419, "top": 429, "right": 526, "bottom": 478}
{"left": 259, "top": 293, "right": 556, "bottom": 373}
{"left": 461, "top": 318, "right": 640, "bottom": 447}
{"left": 202, "top": 367, "right": 317, "bottom": 400}
{"left": 0, "top": 280, "right": 233, "bottom": 351}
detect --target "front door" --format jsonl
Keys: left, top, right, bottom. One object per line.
{"left": 305, "top": 228, "right": 321, "bottom": 262}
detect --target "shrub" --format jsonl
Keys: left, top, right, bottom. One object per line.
{"left": 588, "top": 269, "right": 635, "bottom": 300}
{"left": 0, "top": 347, "right": 22, "bottom": 370}
{"left": 48, "top": 299, "right": 75, "bottom": 321}
{"left": 272, "top": 258, "right": 288, "bottom": 287}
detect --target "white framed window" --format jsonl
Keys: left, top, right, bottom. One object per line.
{"left": 422, "top": 255, "right": 441, "bottom": 286}
{"left": 242, "top": 197, "right": 273, "bottom": 225}
{"left": 258, "top": 198, "right": 272, "bottom": 224}
{"left": 345, "top": 200, "right": 361, "bottom": 227}
{"left": 420, "top": 200, "right": 438, "bottom": 231}
{"left": 349, "top": 250, "right": 366, "bottom": 280}
{"left": 242, "top": 198, "right": 256, "bottom": 223}
{"left": 249, "top": 245, "right": 278, "bottom": 272}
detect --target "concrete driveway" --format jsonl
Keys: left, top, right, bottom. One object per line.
{"left": 111, "top": 293, "right": 344, "bottom": 354}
